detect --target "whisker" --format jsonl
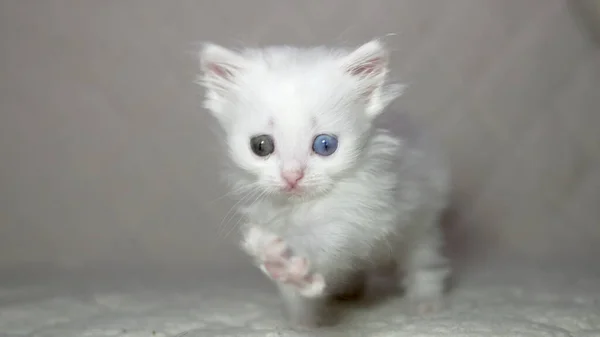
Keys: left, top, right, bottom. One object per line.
{"left": 207, "top": 183, "right": 253, "bottom": 205}
{"left": 223, "top": 187, "right": 270, "bottom": 239}
{"left": 217, "top": 186, "right": 260, "bottom": 238}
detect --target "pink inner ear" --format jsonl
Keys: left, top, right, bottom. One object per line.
{"left": 348, "top": 57, "right": 384, "bottom": 77}
{"left": 208, "top": 63, "right": 235, "bottom": 79}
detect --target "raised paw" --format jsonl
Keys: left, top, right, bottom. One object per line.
{"left": 259, "top": 241, "right": 326, "bottom": 298}
{"left": 241, "top": 226, "right": 326, "bottom": 298}
{"left": 265, "top": 256, "right": 326, "bottom": 298}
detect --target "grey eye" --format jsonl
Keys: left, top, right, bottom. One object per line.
{"left": 250, "top": 135, "right": 275, "bottom": 157}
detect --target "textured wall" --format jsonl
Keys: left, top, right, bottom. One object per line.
{"left": 0, "top": 0, "right": 599, "bottom": 273}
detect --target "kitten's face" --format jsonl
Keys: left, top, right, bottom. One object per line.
{"left": 199, "top": 40, "right": 402, "bottom": 199}
{"left": 226, "top": 71, "right": 370, "bottom": 198}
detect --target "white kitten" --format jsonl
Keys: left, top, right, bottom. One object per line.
{"left": 198, "top": 39, "right": 451, "bottom": 327}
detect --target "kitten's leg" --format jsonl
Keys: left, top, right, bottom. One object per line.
{"left": 276, "top": 282, "right": 328, "bottom": 328}
{"left": 241, "top": 226, "right": 326, "bottom": 298}
{"left": 242, "top": 226, "right": 328, "bottom": 326}
{"left": 402, "top": 225, "right": 450, "bottom": 315}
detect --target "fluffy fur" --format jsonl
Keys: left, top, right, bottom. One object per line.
{"left": 197, "top": 39, "right": 451, "bottom": 327}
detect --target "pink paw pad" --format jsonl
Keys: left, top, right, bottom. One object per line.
{"left": 242, "top": 227, "right": 325, "bottom": 298}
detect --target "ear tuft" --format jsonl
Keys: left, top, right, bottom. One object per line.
{"left": 344, "top": 40, "right": 388, "bottom": 78}
{"left": 342, "top": 39, "right": 402, "bottom": 118}
{"left": 200, "top": 43, "right": 244, "bottom": 81}
{"left": 198, "top": 43, "right": 247, "bottom": 114}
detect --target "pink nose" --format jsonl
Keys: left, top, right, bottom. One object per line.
{"left": 281, "top": 170, "right": 304, "bottom": 187}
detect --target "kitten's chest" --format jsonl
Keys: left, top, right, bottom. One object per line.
{"left": 246, "top": 200, "right": 338, "bottom": 235}
{"left": 255, "top": 203, "right": 339, "bottom": 256}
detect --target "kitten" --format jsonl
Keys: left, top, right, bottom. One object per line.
{"left": 197, "top": 39, "right": 451, "bottom": 327}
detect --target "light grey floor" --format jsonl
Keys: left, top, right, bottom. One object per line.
{"left": 2, "top": 264, "right": 599, "bottom": 337}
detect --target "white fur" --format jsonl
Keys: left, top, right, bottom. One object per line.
{"left": 198, "top": 39, "right": 451, "bottom": 326}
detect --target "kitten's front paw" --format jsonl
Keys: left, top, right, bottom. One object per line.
{"left": 241, "top": 226, "right": 326, "bottom": 298}
{"left": 264, "top": 255, "right": 326, "bottom": 298}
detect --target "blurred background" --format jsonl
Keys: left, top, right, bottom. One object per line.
{"left": 0, "top": 0, "right": 599, "bottom": 282}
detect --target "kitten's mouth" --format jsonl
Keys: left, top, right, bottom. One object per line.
{"left": 282, "top": 185, "right": 305, "bottom": 195}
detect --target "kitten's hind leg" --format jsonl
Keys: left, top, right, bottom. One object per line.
{"left": 401, "top": 225, "right": 450, "bottom": 315}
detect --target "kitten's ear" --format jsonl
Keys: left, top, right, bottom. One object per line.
{"left": 198, "top": 43, "right": 247, "bottom": 115}
{"left": 342, "top": 40, "right": 405, "bottom": 118}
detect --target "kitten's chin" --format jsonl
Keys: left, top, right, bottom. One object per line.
{"left": 278, "top": 184, "right": 333, "bottom": 201}
{"left": 277, "top": 186, "right": 307, "bottom": 198}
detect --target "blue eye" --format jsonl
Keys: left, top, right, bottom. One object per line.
{"left": 312, "top": 134, "right": 338, "bottom": 156}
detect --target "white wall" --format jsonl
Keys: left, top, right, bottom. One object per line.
{"left": 0, "top": 0, "right": 599, "bottom": 273}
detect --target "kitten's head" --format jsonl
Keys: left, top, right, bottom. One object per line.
{"left": 198, "top": 40, "right": 404, "bottom": 199}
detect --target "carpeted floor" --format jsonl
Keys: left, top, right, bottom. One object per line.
{"left": 1, "top": 264, "right": 599, "bottom": 337}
